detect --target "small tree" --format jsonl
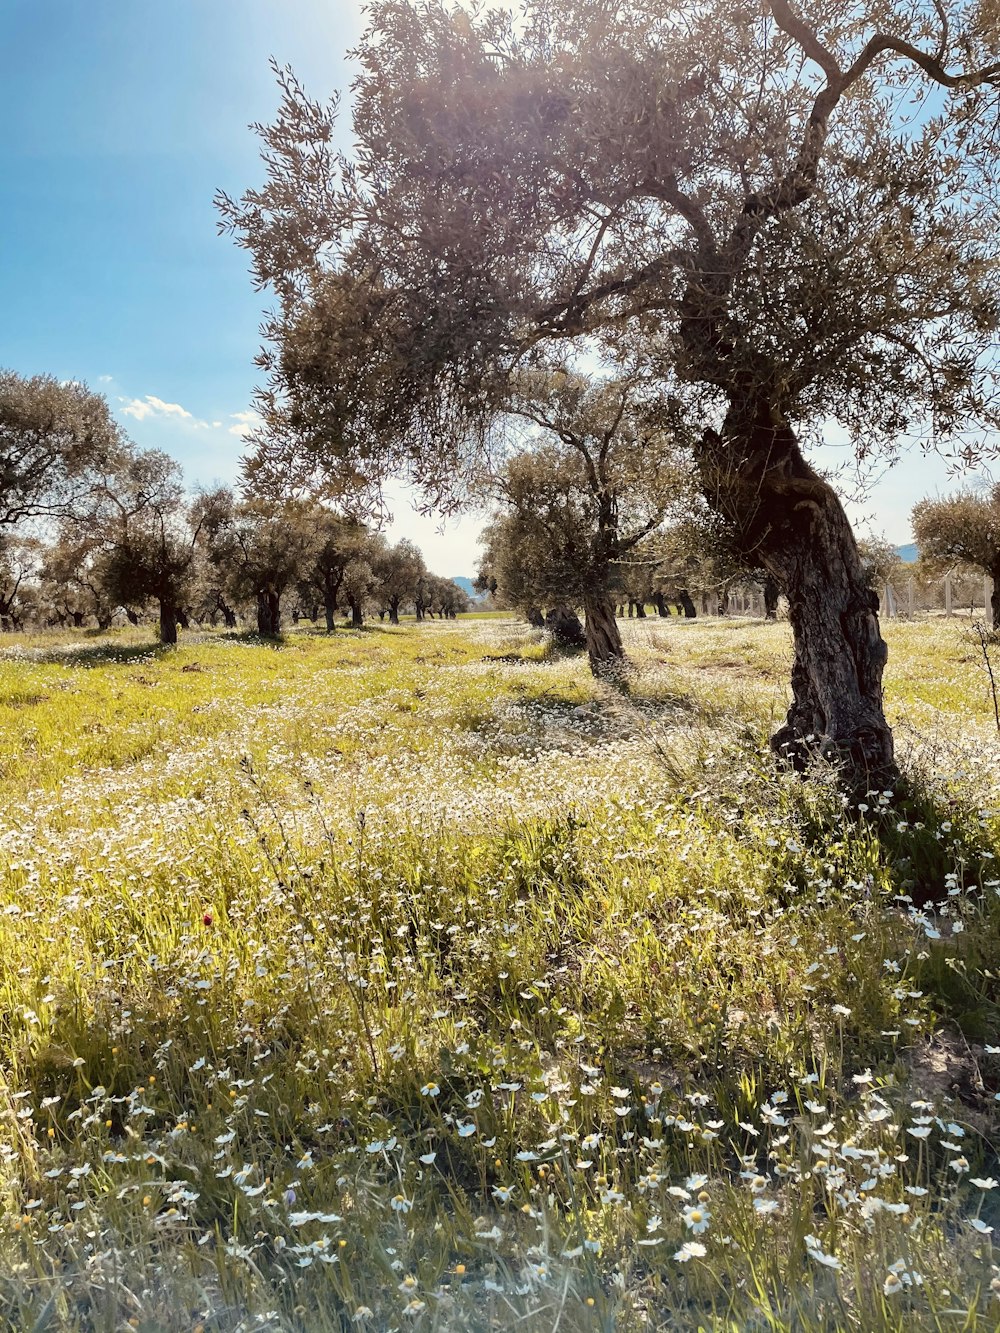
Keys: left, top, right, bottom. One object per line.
{"left": 96, "top": 451, "right": 202, "bottom": 645}
{"left": 479, "top": 373, "right": 687, "bottom": 671}
{"left": 375, "top": 538, "right": 426, "bottom": 624}
{"left": 478, "top": 446, "right": 626, "bottom": 663}
{"left": 913, "top": 487, "right": 1000, "bottom": 625}
{"left": 0, "top": 538, "right": 40, "bottom": 630}
{"left": 301, "top": 508, "right": 373, "bottom": 630}
{"left": 340, "top": 552, "right": 380, "bottom": 628}
{"left": 201, "top": 491, "right": 318, "bottom": 636}
{"left": 424, "top": 575, "right": 471, "bottom": 619}
{"left": 38, "top": 529, "right": 118, "bottom": 630}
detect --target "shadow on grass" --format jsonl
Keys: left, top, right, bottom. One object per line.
{"left": 11, "top": 639, "right": 174, "bottom": 668}
{"left": 292, "top": 621, "right": 406, "bottom": 638}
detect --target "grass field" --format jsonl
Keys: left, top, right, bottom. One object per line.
{"left": 1, "top": 615, "right": 1000, "bottom": 1331}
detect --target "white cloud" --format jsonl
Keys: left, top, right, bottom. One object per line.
{"left": 120, "top": 394, "right": 196, "bottom": 423}
{"left": 228, "top": 410, "right": 263, "bottom": 438}
{"left": 118, "top": 394, "right": 220, "bottom": 430}
{"left": 97, "top": 374, "right": 114, "bottom": 384}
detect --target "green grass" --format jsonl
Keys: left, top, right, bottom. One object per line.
{"left": 0, "top": 615, "right": 999, "bottom": 1330}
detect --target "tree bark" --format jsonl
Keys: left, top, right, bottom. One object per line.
{"left": 699, "top": 397, "right": 895, "bottom": 788}
{"left": 159, "top": 600, "right": 178, "bottom": 645}
{"left": 257, "top": 590, "right": 281, "bottom": 636}
{"left": 679, "top": 590, "right": 697, "bottom": 619}
{"left": 653, "top": 592, "right": 669, "bottom": 618}
{"left": 526, "top": 606, "right": 545, "bottom": 628}
{"left": 991, "top": 562, "right": 1000, "bottom": 629}
{"left": 583, "top": 586, "right": 626, "bottom": 675}
{"left": 350, "top": 598, "right": 363, "bottom": 628}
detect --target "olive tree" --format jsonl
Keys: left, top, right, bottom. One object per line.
{"left": 491, "top": 371, "right": 688, "bottom": 670}
{"left": 340, "top": 548, "right": 381, "bottom": 628}
{"left": 425, "top": 575, "right": 471, "bottom": 619}
{"left": 39, "top": 530, "right": 118, "bottom": 630}
{"left": 0, "top": 538, "right": 40, "bottom": 630}
{"left": 375, "top": 538, "right": 426, "bottom": 624}
{"left": 219, "top": 0, "right": 1000, "bottom": 785}
{"left": 299, "top": 505, "right": 371, "bottom": 631}
{"left": 476, "top": 466, "right": 581, "bottom": 630}
{"left": 913, "top": 486, "right": 1000, "bottom": 624}
{"left": 0, "top": 371, "right": 124, "bottom": 529}
{"left": 200, "top": 491, "right": 318, "bottom": 636}
{"left": 96, "top": 451, "right": 202, "bottom": 645}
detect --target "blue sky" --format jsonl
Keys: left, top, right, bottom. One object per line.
{"left": 0, "top": 1, "right": 989, "bottom": 572}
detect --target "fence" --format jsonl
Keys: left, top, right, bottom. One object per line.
{"left": 879, "top": 573, "right": 994, "bottom": 627}
{"left": 697, "top": 573, "right": 995, "bottom": 626}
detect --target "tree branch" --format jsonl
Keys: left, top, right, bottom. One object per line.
{"left": 767, "top": 0, "right": 842, "bottom": 82}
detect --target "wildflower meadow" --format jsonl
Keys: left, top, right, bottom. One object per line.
{"left": 1, "top": 614, "right": 999, "bottom": 1331}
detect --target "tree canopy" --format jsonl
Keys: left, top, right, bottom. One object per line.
{"left": 913, "top": 485, "right": 1000, "bottom": 622}
{"left": 478, "top": 370, "right": 691, "bottom": 670}
{"left": 219, "top": 0, "right": 1000, "bottom": 785}
{"left": 0, "top": 371, "right": 125, "bottom": 529}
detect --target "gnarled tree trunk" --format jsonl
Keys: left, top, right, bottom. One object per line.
{"left": 699, "top": 397, "right": 895, "bottom": 789}
{"left": 583, "top": 585, "right": 625, "bottom": 676}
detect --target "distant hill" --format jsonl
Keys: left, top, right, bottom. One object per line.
{"left": 897, "top": 544, "right": 918, "bottom": 564}
{"left": 451, "top": 576, "right": 483, "bottom": 600}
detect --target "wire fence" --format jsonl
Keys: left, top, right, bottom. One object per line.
{"left": 694, "top": 572, "right": 995, "bottom": 627}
